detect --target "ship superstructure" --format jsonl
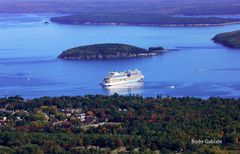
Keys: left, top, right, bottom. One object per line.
{"left": 101, "top": 69, "right": 144, "bottom": 86}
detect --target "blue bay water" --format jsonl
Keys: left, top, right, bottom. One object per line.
{"left": 0, "top": 14, "right": 240, "bottom": 98}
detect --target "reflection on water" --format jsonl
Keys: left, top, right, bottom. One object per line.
{"left": 103, "top": 82, "right": 144, "bottom": 95}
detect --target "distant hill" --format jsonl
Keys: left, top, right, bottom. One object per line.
{"left": 1, "top": 0, "right": 240, "bottom": 15}
{"left": 58, "top": 43, "right": 164, "bottom": 60}
{"left": 212, "top": 30, "right": 240, "bottom": 48}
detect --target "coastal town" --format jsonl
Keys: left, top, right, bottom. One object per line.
{"left": 0, "top": 99, "right": 123, "bottom": 129}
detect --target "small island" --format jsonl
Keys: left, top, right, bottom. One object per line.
{"left": 58, "top": 43, "right": 165, "bottom": 60}
{"left": 212, "top": 30, "right": 240, "bottom": 48}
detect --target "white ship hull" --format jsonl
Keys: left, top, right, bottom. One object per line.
{"left": 102, "top": 77, "right": 143, "bottom": 86}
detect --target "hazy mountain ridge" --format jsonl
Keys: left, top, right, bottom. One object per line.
{"left": 0, "top": 0, "right": 240, "bottom": 15}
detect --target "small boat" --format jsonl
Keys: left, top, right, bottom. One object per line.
{"left": 43, "top": 21, "right": 49, "bottom": 24}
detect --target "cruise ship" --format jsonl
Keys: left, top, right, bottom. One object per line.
{"left": 101, "top": 69, "right": 144, "bottom": 86}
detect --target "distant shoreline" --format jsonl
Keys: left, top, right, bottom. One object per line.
{"left": 51, "top": 21, "right": 240, "bottom": 27}
{"left": 1, "top": 13, "right": 240, "bottom": 27}
{"left": 50, "top": 14, "right": 240, "bottom": 27}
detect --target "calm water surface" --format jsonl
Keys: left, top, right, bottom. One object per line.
{"left": 0, "top": 14, "right": 240, "bottom": 98}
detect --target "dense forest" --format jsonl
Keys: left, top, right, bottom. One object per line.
{"left": 58, "top": 43, "right": 164, "bottom": 60}
{"left": 213, "top": 30, "right": 240, "bottom": 49}
{"left": 0, "top": 94, "right": 239, "bottom": 153}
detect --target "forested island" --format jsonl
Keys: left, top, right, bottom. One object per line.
{"left": 0, "top": 94, "right": 239, "bottom": 153}
{"left": 58, "top": 43, "right": 165, "bottom": 60}
{"left": 51, "top": 14, "right": 240, "bottom": 27}
{"left": 213, "top": 30, "right": 240, "bottom": 48}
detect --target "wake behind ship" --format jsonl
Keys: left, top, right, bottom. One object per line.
{"left": 101, "top": 69, "right": 144, "bottom": 86}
